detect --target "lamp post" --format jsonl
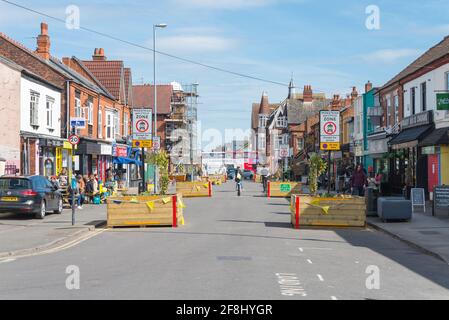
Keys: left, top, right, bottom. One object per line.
{"left": 153, "top": 23, "right": 167, "bottom": 194}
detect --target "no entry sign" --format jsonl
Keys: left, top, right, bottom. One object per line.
{"left": 133, "top": 109, "right": 152, "bottom": 141}
{"left": 320, "top": 110, "right": 340, "bottom": 151}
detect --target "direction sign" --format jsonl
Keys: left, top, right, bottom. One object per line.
{"left": 320, "top": 111, "right": 340, "bottom": 150}
{"left": 132, "top": 109, "right": 152, "bottom": 141}
{"left": 70, "top": 118, "right": 86, "bottom": 129}
{"left": 68, "top": 134, "right": 80, "bottom": 146}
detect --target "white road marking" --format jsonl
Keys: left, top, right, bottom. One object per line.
{"left": 0, "top": 258, "right": 16, "bottom": 264}
{"left": 275, "top": 273, "right": 307, "bottom": 297}
{"left": 307, "top": 259, "right": 313, "bottom": 264}
{"left": 331, "top": 296, "right": 338, "bottom": 300}
{"left": 317, "top": 274, "right": 324, "bottom": 282}
{"left": 298, "top": 248, "right": 304, "bottom": 252}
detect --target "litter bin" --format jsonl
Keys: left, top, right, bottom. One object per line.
{"left": 365, "top": 187, "right": 379, "bottom": 217}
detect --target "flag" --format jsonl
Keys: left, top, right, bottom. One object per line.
{"left": 162, "top": 197, "right": 171, "bottom": 204}
{"left": 203, "top": 183, "right": 209, "bottom": 188}
{"left": 321, "top": 206, "right": 330, "bottom": 215}
{"left": 196, "top": 186, "right": 201, "bottom": 191}
{"left": 178, "top": 200, "right": 186, "bottom": 209}
{"left": 130, "top": 198, "right": 139, "bottom": 203}
{"left": 310, "top": 199, "right": 321, "bottom": 206}
{"left": 146, "top": 201, "right": 154, "bottom": 211}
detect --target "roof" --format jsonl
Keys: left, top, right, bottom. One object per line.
{"left": 132, "top": 84, "right": 173, "bottom": 114}
{"left": 381, "top": 36, "right": 449, "bottom": 91}
{"left": 124, "top": 68, "right": 133, "bottom": 106}
{"left": 82, "top": 60, "right": 125, "bottom": 102}
{"left": 251, "top": 103, "right": 260, "bottom": 130}
{"left": 389, "top": 125, "right": 433, "bottom": 146}
{"left": 286, "top": 99, "right": 331, "bottom": 124}
{"left": 419, "top": 127, "right": 449, "bottom": 147}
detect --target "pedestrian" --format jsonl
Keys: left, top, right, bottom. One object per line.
{"left": 350, "top": 164, "right": 367, "bottom": 196}
{"left": 77, "top": 175, "right": 86, "bottom": 209}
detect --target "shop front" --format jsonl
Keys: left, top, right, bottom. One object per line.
{"left": 56, "top": 141, "right": 75, "bottom": 184}
{"left": 388, "top": 111, "right": 434, "bottom": 198}
{"left": 112, "top": 144, "right": 142, "bottom": 188}
{"left": 367, "top": 131, "right": 391, "bottom": 194}
{"left": 74, "top": 139, "right": 101, "bottom": 177}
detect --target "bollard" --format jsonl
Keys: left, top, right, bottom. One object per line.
{"left": 295, "top": 195, "right": 300, "bottom": 229}
{"left": 172, "top": 195, "right": 178, "bottom": 228}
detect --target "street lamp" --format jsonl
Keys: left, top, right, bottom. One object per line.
{"left": 153, "top": 23, "right": 167, "bottom": 194}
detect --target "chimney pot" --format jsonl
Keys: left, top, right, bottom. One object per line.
{"left": 35, "top": 22, "right": 51, "bottom": 60}
{"left": 41, "top": 23, "right": 48, "bottom": 35}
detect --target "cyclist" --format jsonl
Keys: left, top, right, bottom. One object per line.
{"left": 235, "top": 167, "right": 243, "bottom": 195}
{"left": 260, "top": 165, "right": 269, "bottom": 193}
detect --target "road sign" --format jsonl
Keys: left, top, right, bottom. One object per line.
{"left": 70, "top": 118, "right": 86, "bottom": 129}
{"left": 132, "top": 109, "right": 152, "bottom": 141}
{"left": 133, "top": 140, "right": 153, "bottom": 148}
{"left": 280, "top": 145, "right": 289, "bottom": 158}
{"left": 320, "top": 110, "right": 340, "bottom": 150}
{"left": 152, "top": 136, "right": 161, "bottom": 150}
{"left": 68, "top": 134, "right": 80, "bottom": 146}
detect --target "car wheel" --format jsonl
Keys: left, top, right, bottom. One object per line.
{"left": 54, "top": 198, "right": 63, "bottom": 214}
{"left": 35, "top": 201, "right": 46, "bottom": 219}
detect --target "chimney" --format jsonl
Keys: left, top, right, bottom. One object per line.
{"left": 92, "top": 48, "right": 107, "bottom": 61}
{"left": 351, "top": 86, "right": 358, "bottom": 100}
{"left": 35, "top": 22, "right": 51, "bottom": 60}
{"left": 365, "top": 81, "right": 373, "bottom": 93}
{"left": 62, "top": 57, "right": 71, "bottom": 67}
{"left": 303, "top": 85, "right": 313, "bottom": 102}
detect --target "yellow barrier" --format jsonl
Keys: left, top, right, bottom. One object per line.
{"left": 107, "top": 194, "right": 184, "bottom": 228}
{"left": 290, "top": 194, "right": 366, "bottom": 228}
{"left": 176, "top": 181, "right": 212, "bottom": 198}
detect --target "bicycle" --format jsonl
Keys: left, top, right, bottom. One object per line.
{"left": 237, "top": 180, "right": 242, "bottom": 196}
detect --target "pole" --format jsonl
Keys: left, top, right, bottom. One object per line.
{"left": 328, "top": 150, "right": 331, "bottom": 194}
{"left": 153, "top": 25, "right": 158, "bottom": 194}
{"left": 141, "top": 147, "right": 145, "bottom": 193}
{"left": 71, "top": 125, "right": 76, "bottom": 226}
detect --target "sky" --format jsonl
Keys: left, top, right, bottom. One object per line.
{"left": 1, "top": 0, "right": 449, "bottom": 150}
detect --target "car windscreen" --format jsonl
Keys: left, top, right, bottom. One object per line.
{"left": 0, "top": 178, "right": 32, "bottom": 190}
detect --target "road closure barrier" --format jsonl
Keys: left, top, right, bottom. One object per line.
{"left": 267, "top": 181, "right": 302, "bottom": 198}
{"left": 176, "top": 181, "right": 212, "bottom": 198}
{"left": 107, "top": 194, "right": 185, "bottom": 228}
{"left": 290, "top": 194, "right": 366, "bottom": 228}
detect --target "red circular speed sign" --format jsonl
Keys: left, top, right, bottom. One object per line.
{"left": 135, "top": 119, "right": 149, "bottom": 133}
{"left": 68, "top": 134, "right": 80, "bottom": 146}
{"left": 323, "top": 121, "right": 337, "bottom": 135}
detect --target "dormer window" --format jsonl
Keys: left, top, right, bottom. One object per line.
{"left": 276, "top": 116, "right": 287, "bottom": 128}
{"left": 259, "top": 114, "right": 268, "bottom": 128}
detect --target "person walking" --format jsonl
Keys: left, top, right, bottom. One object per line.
{"left": 77, "top": 175, "right": 86, "bottom": 209}
{"left": 350, "top": 164, "right": 367, "bottom": 196}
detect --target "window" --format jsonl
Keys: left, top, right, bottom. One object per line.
{"left": 421, "top": 82, "right": 427, "bottom": 112}
{"left": 411, "top": 87, "right": 416, "bottom": 115}
{"left": 74, "top": 91, "right": 81, "bottom": 118}
{"left": 46, "top": 97, "right": 54, "bottom": 128}
{"left": 30, "top": 91, "right": 39, "bottom": 127}
{"left": 276, "top": 116, "right": 287, "bottom": 128}
{"left": 87, "top": 97, "right": 93, "bottom": 125}
{"left": 258, "top": 134, "right": 266, "bottom": 149}
{"left": 386, "top": 97, "right": 391, "bottom": 127}
{"left": 98, "top": 109, "right": 103, "bottom": 138}
{"left": 114, "top": 111, "right": 120, "bottom": 137}
{"left": 259, "top": 115, "right": 268, "bottom": 128}
{"left": 394, "top": 95, "right": 399, "bottom": 124}
{"left": 106, "top": 111, "right": 113, "bottom": 140}
{"left": 124, "top": 113, "right": 129, "bottom": 136}
{"left": 446, "top": 73, "right": 449, "bottom": 91}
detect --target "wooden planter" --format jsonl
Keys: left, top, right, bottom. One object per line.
{"left": 107, "top": 194, "right": 184, "bottom": 228}
{"left": 267, "top": 181, "right": 302, "bottom": 198}
{"left": 208, "top": 174, "right": 226, "bottom": 184}
{"left": 176, "top": 181, "right": 212, "bottom": 198}
{"left": 170, "top": 174, "right": 187, "bottom": 182}
{"left": 290, "top": 194, "right": 366, "bottom": 228}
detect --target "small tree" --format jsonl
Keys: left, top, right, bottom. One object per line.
{"left": 147, "top": 150, "right": 170, "bottom": 195}
{"left": 308, "top": 153, "right": 327, "bottom": 195}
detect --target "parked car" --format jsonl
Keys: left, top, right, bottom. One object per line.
{"left": 227, "top": 168, "right": 236, "bottom": 180}
{"left": 242, "top": 169, "right": 254, "bottom": 180}
{"left": 0, "top": 175, "right": 63, "bottom": 219}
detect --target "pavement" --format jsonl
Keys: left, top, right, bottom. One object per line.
{"left": 0, "top": 204, "right": 106, "bottom": 258}
{"left": 368, "top": 207, "right": 449, "bottom": 265}
{"left": 0, "top": 181, "right": 449, "bottom": 300}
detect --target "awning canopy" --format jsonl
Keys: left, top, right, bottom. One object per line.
{"left": 113, "top": 157, "right": 142, "bottom": 166}
{"left": 419, "top": 127, "right": 449, "bottom": 147}
{"left": 389, "top": 125, "right": 433, "bottom": 149}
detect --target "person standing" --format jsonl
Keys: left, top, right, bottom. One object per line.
{"left": 77, "top": 175, "right": 86, "bottom": 209}
{"left": 350, "top": 164, "right": 367, "bottom": 196}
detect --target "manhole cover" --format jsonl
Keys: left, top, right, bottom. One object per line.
{"left": 419, "top": 231, "right": 440, "bottom": 235}
{"left": 217, "top": 256, "right": 252, "bottom": 261}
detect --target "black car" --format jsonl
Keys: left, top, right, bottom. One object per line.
{"left": 0, "top": 176, "right": 63, "bottom": 219}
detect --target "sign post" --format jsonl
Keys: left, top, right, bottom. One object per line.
{"left": 68, "top": 127, "right": 80, "bottom": 226}
{"left": 320, "top": 111, "right": 341, "bottom": 194}
{"left": 133, "top": 109, "right": 152, "bottom": 194}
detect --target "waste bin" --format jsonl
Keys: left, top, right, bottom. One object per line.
{"left": 365, "top": 187, "right": 379, "bottom": 217}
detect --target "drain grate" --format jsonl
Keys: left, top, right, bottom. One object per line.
{"left": 419, "top": 231, "right": 440, "bottom": 235}
{"left": 217, "top": 256, "right": 252, "bottom": 261}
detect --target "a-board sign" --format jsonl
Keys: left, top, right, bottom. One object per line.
{"left": 434, "top": 186, "right": 449, "bottom": 209}
{"left": 411, "top": 188, "right": 426, "bottom": 213}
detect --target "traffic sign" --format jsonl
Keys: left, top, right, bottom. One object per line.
{"left": 152, "top": 136, "right": 161, "bottom": 150}
{"left": 68, "top": 134, "right": 80, "bottom": 146}
{"left": 320, "top": 111, "right": 340, "bottom": 150}
{"left": 279, "top": 145, "right": 289, "bottom": 158}
{"left": 133, "top": 140, "right": 153, "bottom": 148}
{"left": 133, "top": 109, "right": 152, "bottom": 141}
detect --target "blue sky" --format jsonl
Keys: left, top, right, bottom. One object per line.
{"left": 2, "top": 0, "right": 449, "bottom": 147}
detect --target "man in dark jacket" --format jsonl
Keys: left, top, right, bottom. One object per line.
{"left": 351, "top": 164, "right": 367, "bottom": 196}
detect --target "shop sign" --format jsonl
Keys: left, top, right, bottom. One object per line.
{"left": 402, "top": 111, "right": 433, "bottom": 129}
{"left": 369, "top": 138, "right": 389, "bottom": 155}
{"left": 113, "top": 144, "right": 128, "bottom": 157}
{"left": 100, "top": 144, "right": 112, "bottom": 155}
{"left": 422, "top": 146, "right": 440, "bottom": 155}
{"left": 437, "top": 93, "right": 449, "bottom": 111}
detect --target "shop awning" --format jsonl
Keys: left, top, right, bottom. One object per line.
{"left": 419, "top": 127, "right": 449, "bottom": 147}
{"left": 389, "top": 125, "right": 433, "bottom": 149}
{"left": 113, "top": 157, "right": 142, "bottom": 166}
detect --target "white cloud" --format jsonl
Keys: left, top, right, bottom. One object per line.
{"left": 156, "top": 35, "right": 236, "bottom": 53}
{"left": 362, "top": 49, "right": 422, "bottom": 63}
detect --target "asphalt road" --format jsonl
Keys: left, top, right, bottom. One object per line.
{"left": 1, "top": 181, "right": 449, "bottom": 300}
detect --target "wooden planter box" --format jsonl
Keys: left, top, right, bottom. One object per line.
{"left": 176, "top": 181, "right": 212, "bottom": 198}
{"left": 107, "top": 194, "right": 184, "bottom": 228}
{"left": 170, "top": 174, "right": 187, "bottom": 182}
{"left": 267, "top": 181, "right": 302, "bottom": 198}
{"left": 208, "top": 174, "right": 226, "bottom": 184}
{"left": 290, "top": 194, "right": 366, "bottom": 228}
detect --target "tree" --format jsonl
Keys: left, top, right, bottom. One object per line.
{"left": 147, "top": 150, "right": 170, "bottom": 195}
{"left": 308, "top": 153, "right": 327, "bottom": 195}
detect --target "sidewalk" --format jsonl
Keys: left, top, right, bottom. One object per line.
{"left": 0, "top": 204, "right": 106, "bottom": 258}
{"left": 367, "top": 206, "right": 449, "bottom": 264}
